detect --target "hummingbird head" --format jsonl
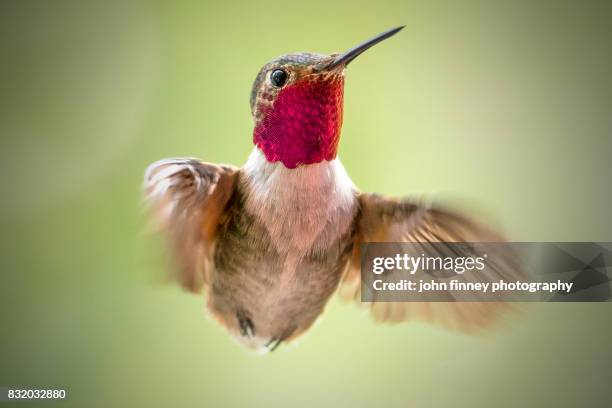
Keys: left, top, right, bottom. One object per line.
{"left": 250, "top": 26, "right": 405, "bottom": 169}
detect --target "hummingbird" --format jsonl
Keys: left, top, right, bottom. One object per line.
{"left": 144, "top": 26, "right": 518, "bottom": 352}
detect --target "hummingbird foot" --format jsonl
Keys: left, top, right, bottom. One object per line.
{"left": 236, "top": 311, "right": 255, "bottom": 338}
{"left": 265, "top": 337, "right": 282, "bottom": 352}
{"left": 264, "top": 326, "right": 297, "bottom": 352}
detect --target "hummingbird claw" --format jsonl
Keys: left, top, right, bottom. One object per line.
{"left": 236, "top": 311, "right": 255, "bottom": 338}
{"left": 265, "top": 326, "right": 296, "bottom": 352}
{"left": 265, "top": 337, "right": 282, "bottom": 352}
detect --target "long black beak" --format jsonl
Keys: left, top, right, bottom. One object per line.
{"left": 326, "top": 26, "right": 405, "bottom": 70}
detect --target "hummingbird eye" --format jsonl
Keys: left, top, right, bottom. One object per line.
{"left": 270, "top": 69, "right": 288, "bottom": 88}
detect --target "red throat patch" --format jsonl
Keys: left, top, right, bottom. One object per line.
{"left": 253, "top": 75, "right": 344, "bottom": 169}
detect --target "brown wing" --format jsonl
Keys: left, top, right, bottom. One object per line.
{"left": 144, "top": 158, "right": 238, "bottom": 292}
{"left": 340, "top": 193, "right": 522, "bottom": 332}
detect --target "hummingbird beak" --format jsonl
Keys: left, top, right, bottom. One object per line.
{"left": 325, "top": 25, "right": 405, "bottom": 71}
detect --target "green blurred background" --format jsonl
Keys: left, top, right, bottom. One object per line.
{"left": 1, "top": 0, "right": 611, "bottom": 407}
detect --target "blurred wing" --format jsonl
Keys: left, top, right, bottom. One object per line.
{"left": 340, "top": 193, "right": 522, "bottom": 332}
{"left": 144, "top": 158, "right": 238, "bottom": 292}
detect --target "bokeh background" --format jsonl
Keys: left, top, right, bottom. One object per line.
{"left": 1, "top": 0, "right": 611, "bottom": 407}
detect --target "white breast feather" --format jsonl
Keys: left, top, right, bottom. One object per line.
{"left": 242, "top": 148, "right": 358, "bottom": 258}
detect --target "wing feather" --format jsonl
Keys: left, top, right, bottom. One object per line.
{"left": 341, "top": 193, "right": 522, "bottom": 332}
{"left": 144, "top": 158, "right": 238, "bottom": 292}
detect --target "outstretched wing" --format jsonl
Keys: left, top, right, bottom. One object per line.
{"left": 340, "top": 193, "right": 522, "bottom": 332}
{"left": 144, "top": 158, "right": 238, "bottom": 292}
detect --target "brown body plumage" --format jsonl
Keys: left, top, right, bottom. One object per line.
{"left": 213, "top": 166, "right": 356, "bottom": 348}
